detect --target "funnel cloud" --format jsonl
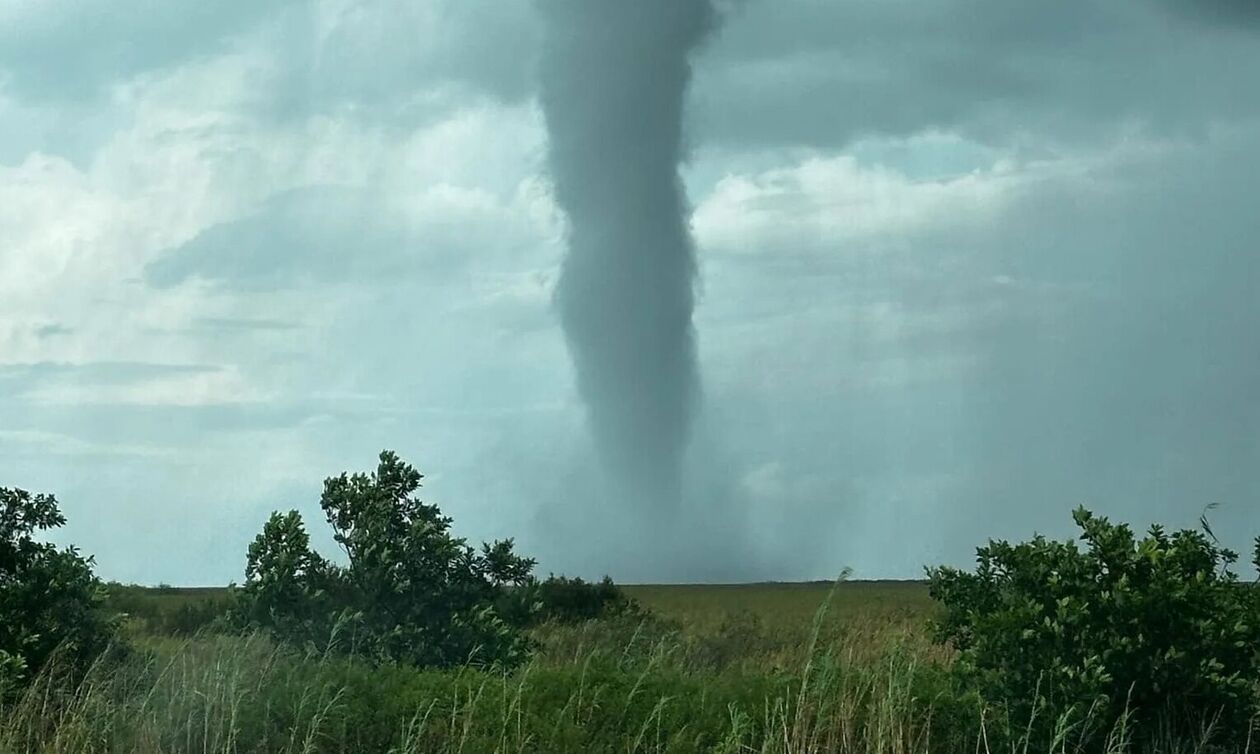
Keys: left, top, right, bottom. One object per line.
{"left": 538, "top": 0, "right": 715, "bottom": 513}
{"left": 5, "top": 0, "right": 1260, "bottom": 585}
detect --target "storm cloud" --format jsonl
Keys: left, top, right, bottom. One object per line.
{"left": 1, "top": 0, "right": 1258, "bottom": 584}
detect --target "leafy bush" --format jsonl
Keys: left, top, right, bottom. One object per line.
{"left": 233, "top": 510, "right": 341, "bottom": 650}
{"left": 928, "top": 506, "right": 1260, "bottom": 749}
{"left": 498, "top": 575, "right": 639, "bottom": 628}
{"left": 0, "top": 487, "right": 115, "bottom": 697}
{"left": 232, "top": 451, "right": 538, "bottom": 669}
{"left": 536, "top": 575, "right": 638, "bottom": 622}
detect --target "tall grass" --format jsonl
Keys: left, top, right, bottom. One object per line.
{"left": 1, "top": 636, "right": 954, "bottom": 753}
{"left": 1, "top": 636, "right": 345, "bottom": 754}
{"left": 2, "top": 589, "right": 1244, "bottom": 753}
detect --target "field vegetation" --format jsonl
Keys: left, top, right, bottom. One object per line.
{"left": 3, "top": 453, "right": 1258, "bottom": 753}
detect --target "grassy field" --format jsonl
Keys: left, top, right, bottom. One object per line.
{"left": 98, "top": 581, "right": 935, "bottom": 643}
{"left": 107, "top": 581, "right": 930, "bottom": 610}
{"left": 1, "top": 580, "right": 971, "bottom": 754}
{"left": 624, "top": 581, "right": 933, "bottom": 627}
{"left": 101, "top": 580, "right": 943, "bottom": 673}
{"left": 1, "top": 580, "right": 1203, "bottom": 753}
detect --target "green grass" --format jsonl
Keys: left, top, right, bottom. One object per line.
{"left": 2, "top": 630, "right": 961, "bottom": 754}
{"left": 6, "top": 582, "right": 966, "bottom": 754}
{"left": 103, "top": 584, "right": 234, "bottom": 637}
{"left": 102, "top": 580, "right": 937, "bottom": 654}
{"left": 623, "top": 581, "right": 933, "bottom": 628}
{"left": 4, "top": 581, "right": 1227, "bottom": 753}
{"left": 105, "top": 581, "right": 932, "bottom": 622}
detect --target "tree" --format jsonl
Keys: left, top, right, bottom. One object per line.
{"left": 0, "top": 487, "right": 114, "bottom": 697}
{"left": 235, "top": 511, "right": 339, "bottom": 649}
{"left": 235, "top": 451, "right": 536, "bottom": 669}
{"left": 928, "top": 507, "right": 1260, "bottom": 749}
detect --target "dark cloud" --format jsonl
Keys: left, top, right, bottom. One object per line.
{"left": 691, "top": 0, "right": 1260, "bottom": 149}
{"left": 1153, "top": 0, "right": 1260, "bottom": 29}
{"left": 953, "top": 133, "right": 1260, "bottom": 526}
{"left": 691, "top": 126, "right": 1260, "bottom": 575}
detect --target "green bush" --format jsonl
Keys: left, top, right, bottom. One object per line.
{"left": 537, "top": 575, "right": 638, "bottom": 621}
{"left": 928, "top": 506, "right": 1260, "bottom": 749}
{"left": 0, "top": 487, "right": 116, "bottom": 697}
{"left": 498, "top": 575, "right": 640, "bottom": 628}
{"left": 232, "top": 451, "right": 537, "bottom": 669}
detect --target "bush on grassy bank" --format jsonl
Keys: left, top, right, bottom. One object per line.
{"left": 0, "top": 487, "right": 115, "bottom": 699}
{"left": 497, "top": 574, "right": 642, "bottom": 629}
{"left": 928, "top": 506, "right": 1260, "bottom": 750}
{"left": 232, "top": 451, "right": 538, "bottom": 669}
{"left": 230, "top": 451, "right": 636, "bottom": 671}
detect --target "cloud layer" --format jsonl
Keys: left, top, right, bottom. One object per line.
{"left": 2, "top": 0, "right": 1258, "bottom": 583}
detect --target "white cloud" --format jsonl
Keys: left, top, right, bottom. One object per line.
{"left": 20, "top": 365, "right": 266, "bottom": 407}
{"left": 691, "top": 140, "right": 1107, "bottom": 258}
{"left": 0, "top": 429, "right": 174, "bottom": 459}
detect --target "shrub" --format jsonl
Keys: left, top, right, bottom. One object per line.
{"left": 232, "top": 451, "right": 537, "bottom": 669}
{"left": 498, "top": 575, "right": 639, "bottom": 628}
{"left": 233, "top": 510, "right": 342, "bottom": 650}
{"left": 928, "top": 506, "right": 1260, "bottom": 749}
{"left": 537, "top": 575, "right": 638, "bottom": 621}
{"left": 0, "top": 487, "right": 115, "bottom": 696}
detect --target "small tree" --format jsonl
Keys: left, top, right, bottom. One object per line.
{"left": 235, "top": 451, "right": 537, "bottom": 669}
{"left": 928, "top": 507, "right": 1260, "bottom": 749}
{"left": 235, "top": 511, "right": 339, "bottom": 649}
{"left": 532, "top": 575, "right": 639, "bottom": 624}
{"left": 0, "top": 487, "right": 114, "bottom": 697}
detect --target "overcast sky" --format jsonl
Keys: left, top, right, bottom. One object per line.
{"left": 3, "top": 0, "right": 1258, "bottom": 584}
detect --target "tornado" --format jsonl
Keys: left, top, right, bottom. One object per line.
{"left": 538, "top": 0, "right": 715, "bottom": 512}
